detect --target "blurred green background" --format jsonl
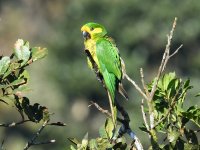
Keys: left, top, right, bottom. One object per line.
{"left": 0, "top": 0, "right": 200, "bottom": 149}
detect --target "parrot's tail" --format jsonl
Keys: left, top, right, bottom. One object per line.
{"left": 118, "top": 82, "right": 129, "bottom": 100}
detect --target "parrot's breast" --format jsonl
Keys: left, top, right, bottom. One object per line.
{"left": 84, "top": 39, "right": 100, "bottom": 68}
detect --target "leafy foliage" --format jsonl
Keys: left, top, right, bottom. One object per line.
{"left": 145, "top": 72, "right": 200, "bottom": 149}
{"left": 0, "top": 39, "right": 49, "bottom": 123}
{"left": 68, "top": 72, "right": 200, "bottom": 149}
{"left": 68, "top": 118, "right": 129, "bottom": 150}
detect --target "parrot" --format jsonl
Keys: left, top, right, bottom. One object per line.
{"left": 81, "top": 22, "right": 128, "bottom": 126}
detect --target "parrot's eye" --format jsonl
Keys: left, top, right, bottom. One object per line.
{"left": 90, "top": 27, "right": 94, "bottom": 31}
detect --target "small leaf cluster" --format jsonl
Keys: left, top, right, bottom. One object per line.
{"left": 0, "top": 39, "right": 49, "bottom": 122}
{"left": 145, "top": 72, "right": 200, "bottom": 149}
{"left": 69, "top": 118, "right": 129, "bottom": 150}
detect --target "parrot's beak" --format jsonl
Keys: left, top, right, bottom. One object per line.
{"left": 82, "top": 31, "right": 91, "bottom": 40}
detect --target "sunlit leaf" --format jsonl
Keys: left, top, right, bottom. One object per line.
{"left": 105, "top": 118, "right": 114, "bottom": 139}
{"left": 89, "top": 139, "right": 98, "bottom": 149}
{"left": 168, "top": 130, "right": 180, "bottom": 142}
{"left": 99, "top": 125, "right": 107, "bottom": 138}
{"left": 14, "top": 39, "right": 31, "bottom": 65}
{"left": 0, "top": 56, "right": 10, "bottom": 75}
{"left": 31, "top": 47, "right": 48, "bottom": 62}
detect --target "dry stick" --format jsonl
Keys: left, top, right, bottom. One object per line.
{"left": 124, "top": 73, "right": 148, "bottom": 100}
{"left": 0, "top": 120, "right": 31, "bottom": 127}
{"left": 150, "top": 17, "right": 178, "bottom": 100}
{"left": 141, "top": 99, "right": 149, "bottom": 132}
{"left": 23, "top": 120, "right": 55, "bottom": 150}
{"left": 89, "top": 101, "right": 112, "bottom": 117}
{"left": 140, "top": 68, "right": 150, "bottom": 97}
{"left": 147, "top": 17, "right": 181, "bottom": 130}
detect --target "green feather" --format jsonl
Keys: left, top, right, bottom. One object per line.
{"left": 96, "top": 38, "right": 122, "bottom": 102}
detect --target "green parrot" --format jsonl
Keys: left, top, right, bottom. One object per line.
{"left": 81, "top": 22, "right": 128, "bottom": 126}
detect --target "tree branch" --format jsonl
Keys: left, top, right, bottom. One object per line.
{"left": 0, "top": 120, "right": 31, "bottom": 127}
{"left": 23, "top": 120, "right": 51, "bottom": 150}
{"left": 124, "top": 73, "right": 148, "bottom": 100}
{"left": 141, "top": 99, "right": 149, "bottom": 131}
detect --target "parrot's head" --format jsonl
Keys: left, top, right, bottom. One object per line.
{"left": 81, "top": 22, "right": 107, "bottom": 40}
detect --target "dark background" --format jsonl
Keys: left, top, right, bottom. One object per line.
{"left": 0, "top": 0, "right": 199, "bottom": 149}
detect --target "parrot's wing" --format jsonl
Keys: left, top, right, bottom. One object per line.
{"left": 96, "top": 38, "right": 129, "bottom": 101}
{"left": 96, "top": 38, "right": 122, "bottom": 100}
{"left": 96, "top": 38, "right": 122, "bottom": 80}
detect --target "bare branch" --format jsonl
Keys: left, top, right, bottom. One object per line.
{"left": 0, "top": 120, "right": 31, "bottom": 127}
{"left": 89, "top": 101, "right": 112, "bottom": 117}
{"left": 140, "top": 68, "right": 149, "bottom": 97}
{"left": 29, "top": 139, "right": 56, "bottom": 146}
{"left": 149, "top": 17, "right": 178, "bottom": 100}
{"left": 24, "top": 120, "right": 50, "bottom": 150}
{"left": 124, "top": 73, "right": 148, "bottom": 100}
{"left": 141, "top": 99, "right": 149, "bottom": 131}
{"left": 169, "top": 44, "right": 183, "bottom": 59}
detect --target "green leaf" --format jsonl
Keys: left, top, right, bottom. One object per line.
{"left": 31, "top": 47, "right": 48, "bottom": 62}
{"left": 184, "top": 143, "right": 200, "bottom": 150}
{"left": 113, "top": 142, "right": 127, "bottom": 150}
{"left": 168, "top": 130, "right": 180, "bottom": 142}
{"left": 139, "top": 125, "right": 149, "bottom": 133}
{"left": 89, "top": 139, "right": 98, "bottom": 149}
{"left": 105, "top": 118, "right": 114, "bottom": 139}
{"left": 99, "top": 125, "right": 108, "bottom": 138}
{"left": 3, "top": 62, "right": 20, "bottom": 79}
{"left": 0, "top": 56, "right": 10, "bottom": 75}
{"left": 70, "top": 145, "right": 76, "bottom": 150}
{"left": 184, "top": 129, "right": 198, "bottom": 145}
{"left": 182, "top": 105, "right": 200, "bottom": 127}
{"left": 14, "top": 39, "right": 31, "bottom": 65}
{"left": 81, "top": 132, "right": 88, "bottom": 148}
{"left": 21, "top": 97, "right": 49, "bottom": 122}
{"left": 195, "top": 92, "right": 200, "bottom": 97}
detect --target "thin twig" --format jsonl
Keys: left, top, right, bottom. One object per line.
{"left": 141, "top": 99, "right": 149, "bottom": 131}
{"left": 0, "top": 120, "right": 31, "bottom": 127}
{"left": 124, "top": 73, "right": 148, "bottom": 100}
{"left": 89, "top": 101, "right": 112, "bottom": 117}
{"left": 149, "top": 17, "right": 178, "bottom": 100}
{"left": 140, "top": 68, "right": 149, "bottom": 97}
{"left": 29, "top": 139, "right": 56, "bottom": 146}
{"left": 24, "top": 120, "right": 50, "bottom": 150}
{"left": 169, "top": 44, "right": 183, "bottom": 59}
